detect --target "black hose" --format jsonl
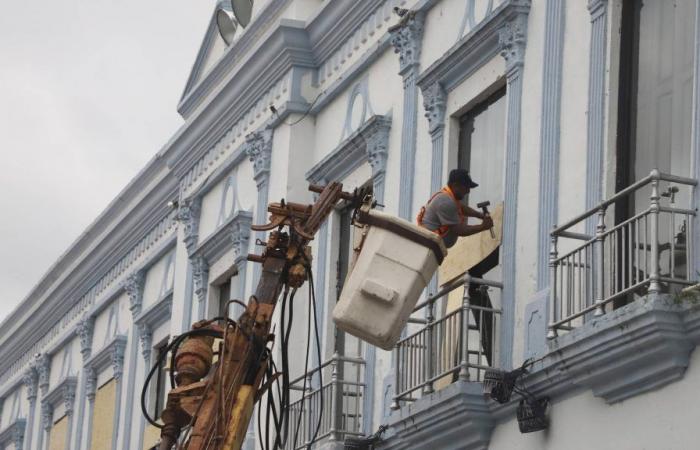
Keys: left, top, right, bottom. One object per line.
{"left": 140, "top": 328, "right": 222, "bottom": 428}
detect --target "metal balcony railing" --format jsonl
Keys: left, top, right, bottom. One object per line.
{"left": 284, "top": 354, "right": 365, "bottom": 450}
{"left": 391, "top": 274, "right": 503, "bottom": 409}
{"left": 548, "top": 170, "right": 698, "bottom": 338}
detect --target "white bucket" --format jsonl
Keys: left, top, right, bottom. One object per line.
{"left": 332, "top": 210, "right": 447, "bottom": 350}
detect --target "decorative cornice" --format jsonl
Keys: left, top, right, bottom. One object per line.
{"left": 134, "top": 291, "right": 173, "bottom": 362}
{"left": 192, "top": 210, "right": 253, "bottom": 266}
{"left": 41, "top": 376, "right": 78, "bottom": 428}
{"left": 192, "top": 256, "right": 210, "bottom": 306}
{"left": 0, "top": 418, "right": 26, "bottom": 449}
{"left": 389, "top": 11, "right": 425, "bottom": 76}
{"left": 418, "top": 0, "right": 530, "bottom": 93}
{"left": 22, "top": 368, "right": 38, "bottom": 403}
{"left": 306, "top": 115, "right": 392, "bottom": 185}
{"left": 123, "top": 270, "right": 146, "bottom": 315}
{"left": 498, "top": 12, "right": 528, "bottom": 76}
{"left": 244, "top": 128, "right": 274, "bottom": 187}
{"left": 75, "top": 314, "right": 95, "bottom": 362}
{"left": 421, "top": 82, "right": 447, "bottom": 134}
{"left": 85, "top": 335, "right": 127, "bottom": 384}
{"left": 177, "top": 196, "right": 202, "bottom": 257}
{"left": 0, "top": 210, "right": 177, "bottom": 387}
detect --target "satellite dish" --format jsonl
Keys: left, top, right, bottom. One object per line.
{"left": 216, "top": 5, "right": 238, "bottom": 46}
{"left": 231, "top": 0, "right": 253, "bottom": 28}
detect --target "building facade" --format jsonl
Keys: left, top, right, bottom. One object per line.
{"left": 1, "top": 0, "right": 700, "bottom": 449}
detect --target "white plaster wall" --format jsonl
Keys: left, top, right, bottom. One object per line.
{"left": 170, "top": 226, "right": 192, "bottom": 336}
{"left": 199, "top": 177, "right": 228, "bottom": 241}
{"left": 92, "top": 293, "right": 128, "bottom": 352}
{"left": 557, "top": 0, "right": 592, "bottom": 238}
{"left": 142, "top": 250, "right": 175, "bottom": 310}
{"left": 491, "top": 349, "right": 700, "bottom": 450}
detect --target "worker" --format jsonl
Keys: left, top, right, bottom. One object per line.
{"left": 417, "top": 168, "right": 493, "bottom": 248}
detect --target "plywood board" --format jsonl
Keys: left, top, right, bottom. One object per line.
{"left": 91, "top": 379, "right": 116, "bottom": 450}
{"left": 438, "top": 202, "right": 503, "bottom": 286}
{"left": 49, "top": 415, "right": 68, "bottom": 450}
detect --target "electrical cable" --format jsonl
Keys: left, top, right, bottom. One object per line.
{"left": 270, "top": 91, "right": 325, "bottom": 127}
{"left": 307, "top": 268, "right": 323, "bottom": 448}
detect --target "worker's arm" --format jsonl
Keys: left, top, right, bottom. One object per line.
{"left": 450, "top": 216, "right": 493, "bottom": 237}
{"left": 462, "top": 205, "right": 485, "bottom": 219}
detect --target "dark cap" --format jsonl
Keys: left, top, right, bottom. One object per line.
{"left": 448, "top": 168, "right": 478, "bottom": 188}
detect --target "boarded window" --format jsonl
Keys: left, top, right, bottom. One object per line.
{"left": 90, "top": 379, "right": 117, "bottom": 449}
{"left": 48, "top": 415, "right": 68, "bottom": 450}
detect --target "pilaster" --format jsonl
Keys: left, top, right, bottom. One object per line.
{"left": 123, "top": 271, "right": 146, "bottom": 316}
{"left": 537, "top": 0, "right": 566, "bottom": 289}
{"left": 177, "top": 197, "right": 202, "bottom": 257}
{"left": 390, "top": 11, "right": 425, "bottom": 220}
{"left": 244, "top": 127, "right": 274, "bottom": 286}
{"left": 585, "top": 0, "right": 608, "bottom": 232}
{"left": 497, "top": 7, "right": 529, "bottom": 369}
{"left": 22, "top": 369, "right": 37, "bottom": 450}
{"left": 192, "top": 256, "right": 210, "bottom": 320}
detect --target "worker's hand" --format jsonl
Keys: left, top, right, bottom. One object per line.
{"left": 481, "top": 215, "right": 493, "bottom": 231}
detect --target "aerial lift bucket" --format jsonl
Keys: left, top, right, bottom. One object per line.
{"left": 333, "top": 208, "right": 447, "bottom": 350}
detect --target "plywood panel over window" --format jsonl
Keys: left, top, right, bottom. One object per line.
{"left": 49, "top": 415, "right": 68, "bottom": 450}
{"left": 90, "top": 379, "right": 116, "bottom": 449}
{"left": 143, "top": 423, "right": 161, "bottom": 450}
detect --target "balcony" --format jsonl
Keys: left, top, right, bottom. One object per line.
{"left": 548, "top": 170, "right": 698, "bottom": 338}
{"left": 284, "top": 355, "right": 366, "bottom": 450}
{"left": 391, "top": 274, "right": 503, "bottom": 409}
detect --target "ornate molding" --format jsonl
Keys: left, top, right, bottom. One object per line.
{"left": 306, "top": 114, "right": 392, "bottom": 186}
{"left": 421, "top": 82, "right": 447, "bottom": 135}
{"left": 192, "top": 256, "right": 210, "bottom": 306}
{"left": 85, "top": 368, "right": 97, "bottom": 402}
{"left": 177, "top": 197, "right": 202, "bottom": 256}
{"left": 75, "top": 314, "right": 95, "bottom": 362}
{"left": 41, "top": 376, "right": 78, "bottom": 429}
{"left": 138, "top": 324, "right": 153, "bottom": 362}
{"left": 244, "top": 128, "right": 274, "bottom": 187}
{"left": 230, "top": 212, "right": 253, "bottom": 263}
{"left": 85, "top": 335, "right": 127, "bottom": 385}
{"left": 123, "top": 270, "right": 146, "bottom": 315}
{"left": 35, "top": 353, "right": 50, "bottom": 395}
{"left": 498, "top": 12, "right": 528, "bottom": 76}
{"left": 0, "top": 419, "right": 27, "bottom": 449}
{"left": 22, "top": 368, "right": 38, "bottom": 403}
{"left": 389, "top": 11, "right": 425, "bottom": 76}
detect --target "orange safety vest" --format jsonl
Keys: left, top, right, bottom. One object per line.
{"left": 416, "top": 186, "right": 465, "bottom": 237}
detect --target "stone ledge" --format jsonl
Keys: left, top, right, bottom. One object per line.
{"left": 378, "top": 382, "right": 493, "bottom": 450}
{"left": 378, "top": 294, "right": 700, "bottom": 449}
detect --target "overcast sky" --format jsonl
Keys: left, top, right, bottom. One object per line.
{"left": 0, "top": 1, "right": 214, "bottom": 320}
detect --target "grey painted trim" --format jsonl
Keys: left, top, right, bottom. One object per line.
{"left": 41, "top": 376, "right": 77, "bottom": 428}
{"left": 692, "top": 0, "right": 700, "bottom": 279}
{"left": 585, "top": 0, "right": 609, "bottom": 232}
{"left": 537, "top": 0, "right": 566, "bottom": 289}
{"left": 390, "top": 12, "right": 425, "bottom": 220}
{"left": 192, "top": 256, "right": 210, "bottom": 321}
{"left": 417, "top": 1, "right": 525, "bottom": 93}
{"left": 179, "top": 0, "right": 293, "bottom": 116}
{"left": 244, "top": 128, "right": 274, "bottom": 287}
{"left": 187, "top": 147, "right": 247, "bottom": 203}
{"left": 21, "top": 369, "right": 37, "bottom": 450}
{"left": 0, "top": 418, "right": 26, "bottom": 450}
{"left": 379, "top": 382, "right": 493, "bottom": 450}
{"left": 306, "top": 115, "right": 392, "bottom": 186}
{"left": 498, "top": 7, "right": 529, "bottom": 370}
{"left": 192, "top": 211, "right": 253, "bottom": 265}
{"left": 341, "top": 78, "right": 375, "bottom": 142}
{"left": 177, "top": 196, "right": 203, "bottom": 257}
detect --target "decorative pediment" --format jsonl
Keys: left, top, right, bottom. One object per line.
{"left": 85, "top": 335, "right": 127, "bottom": 388}
{"left": 306, "top": 115, "right": 392, "bottom": 185}
{"left": 192, "top": 210, "right": 253, "bottom": 265}
{"left": 180, "top": 5, "right": 234, "bottom": 109}
{"left": 41, "top": 376, "right": 77, "bottom": 429}
{"left": 0, "top": 418, "right": 26, "bottom": 449}
{"left": 135, "top": 293, "right": 173, "bottom": 362}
